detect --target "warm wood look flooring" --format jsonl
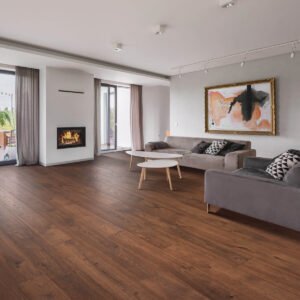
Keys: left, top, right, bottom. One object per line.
{"left": 0, "top": 152, "right": 300, "bottom": 299}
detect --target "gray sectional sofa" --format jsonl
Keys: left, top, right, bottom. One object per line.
{"left": 205, "top": 157, "right": 300, "bottom": 231}
{"left": 145, "top": 136, "right": 256, "bottom": 171}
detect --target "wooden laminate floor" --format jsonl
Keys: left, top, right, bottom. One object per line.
{"left": 0, "top": 152, "right": 300, "bottom": 299}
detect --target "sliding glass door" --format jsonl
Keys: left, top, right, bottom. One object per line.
{"left": 0, "top": 70, "right": 16, "bottom": 165}
{"left": 100, "top": 83, "right": 131, "bottom": 152}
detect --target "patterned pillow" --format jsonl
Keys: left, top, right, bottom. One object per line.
{"left": 205, "top": 140, "right": 228, "bottom": 155}
{"left": 266, "top": 152, "right": 300, "bottom": 180}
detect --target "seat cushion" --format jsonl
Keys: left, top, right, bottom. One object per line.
{"left": 233, "top": 168, "right": 275, "bottom": 180}
{"left": 154, "top": 148, "right": 191, "bottom": 155}
{"left": 181, "top": 153, "right": 224, "bottom": 170}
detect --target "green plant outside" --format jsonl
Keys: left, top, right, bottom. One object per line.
{"left": 0, "top": 108, "right": 15, "bottom": 131}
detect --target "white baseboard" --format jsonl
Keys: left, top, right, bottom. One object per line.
{"left": 39, "top": 157, "right": 94, "bottom": 167}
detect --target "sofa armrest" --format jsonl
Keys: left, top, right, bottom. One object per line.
{"left": 243, "top": 157, "right": 273, "bottom": 170}
{"left": 224, "top": 149, "right": 256, "bottom": 171}
{"left": 144, "top": 141, "right": 169, "bottom": 152}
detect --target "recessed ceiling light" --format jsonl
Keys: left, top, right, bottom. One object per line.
{"left": 113, "top": 43, "right": 123, "bottom": 52}
{"left": 153, "top": 25, "right": 166, "bottom": 35}
{"left": 219, "top": 0, "right": 235, "bottom": 8}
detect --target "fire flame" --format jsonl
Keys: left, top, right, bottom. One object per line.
{"left": 60, "top": 130, "right": 80, "bottom": 145}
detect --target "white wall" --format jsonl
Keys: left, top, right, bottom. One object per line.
{"left": 170, "top": 54, "right": 300, "bottom": 157}
{"left": 39, "top": 67, "right": 94, "bottom": 166}
{"left": 143, "top": 86, "right": 170, "bottom": 143}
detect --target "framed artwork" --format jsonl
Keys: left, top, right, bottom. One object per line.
{"left": 205, "top": 78, "right": 276, "bottom": 135}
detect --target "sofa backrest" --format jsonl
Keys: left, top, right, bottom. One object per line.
{"left": 165, "top": 136, "right": 251, "bottom": 150}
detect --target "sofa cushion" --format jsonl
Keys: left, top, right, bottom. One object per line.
{"left": 233, "top": 168, "right": 275, "bottom": 180}
{"left": 191, "top": 141, "right": 211, "bottom": 154}
{"left": 154, "top": 148, "right": 191, "bottom": 155}
{"left": 266, "top": 152, "right": 300, "bottom": 180}
{"left": 164, "top": 136, "right": 202, "bottom": 150}
{"left": 205, "top": 140, "right": 227, "bottom": 155}
{"left": 218, "top": 141, "right": 245, "bottom": 156}
{"left": 283, "top": 164, "right": 300, "bottom": 187}
{"left": 181, "top": 153, "right": 224, "bottom": 170}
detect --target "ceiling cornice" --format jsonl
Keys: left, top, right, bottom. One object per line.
{"left": 0, "top": 37, "right": 170, "bottom": 81}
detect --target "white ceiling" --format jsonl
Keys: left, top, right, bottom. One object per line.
{"left": 0, "top": 47, "right": 170, "bottom": 86}
{"left": 0, "top": 0, "right": 300, "bottom": 77}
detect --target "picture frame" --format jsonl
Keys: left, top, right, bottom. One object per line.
{"left": 205, "top": 78, "right": 276, "bottom": 135}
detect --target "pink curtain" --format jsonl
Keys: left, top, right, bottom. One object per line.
{"left": 130, "top": 85, "right": 144, "bottom": 150}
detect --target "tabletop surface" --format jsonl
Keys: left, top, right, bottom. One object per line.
{"left": 137, "top": 159, "right": 178, "bottom": 169}
{"left": 126, "top": 150, "right": 182, "bottom": 159}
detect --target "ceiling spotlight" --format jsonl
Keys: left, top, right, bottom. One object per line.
{"left": 113, "top": 43, "right": 123, "bottom": 52}
{"left": 153, "top": 25, "right": 166, "bottom": 35}
{"left": 290, "top": 42, "right": 297, "bottom": 58}
{"left": 178, "top": 68, "right": 183, "bottom": 78}
{"left": 219, "top": 0, "right": 235, "bottom": 8}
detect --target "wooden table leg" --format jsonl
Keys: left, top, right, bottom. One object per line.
{"left": 144, "top": 158, "right": 148, "bottom": 180}
{"left": 177, "top": 161, "right": 182, "bottom": 179}
{"left": 129, "top": 155, "right": 133, "bottom": 170}
{"left": 166, "top": 168, "right": 173, "bottom": 191}
{"left": 138, "top": 168, "right": 145, "bottom": 190}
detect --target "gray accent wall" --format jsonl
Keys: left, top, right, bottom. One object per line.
{"left": 170, "top": 54, "right": 300, "bottom": 157}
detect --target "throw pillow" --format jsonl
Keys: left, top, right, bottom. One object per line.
{"left": 148, "top": 141, "right": 169, "bottom": 150}
{"left": 288, "top": 149, "right": 300, "bottom": 157}
{"left": 266, "top": 152, "right": 300, "bottom": 180}
{"left": 218, "top": 141, "right": 245, "bottom": 156}
{"left": 205, "top": 140, "right": 228, "bottom": 155}
{"left": 191, "top": 141, "right": 211, "bottom": 154}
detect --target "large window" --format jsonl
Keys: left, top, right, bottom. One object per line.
{"left": 100, "top": 84, "right": 131, "bottom": 152}
{"left": 0, "top": 70, "right": 16, "bottom": 165}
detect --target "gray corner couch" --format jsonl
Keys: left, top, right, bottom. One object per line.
{"left": 205, "top": 157, "right": 300, "bottom": 231}
{"left": 145, "top": 136, "right": 256, "bottom": 171}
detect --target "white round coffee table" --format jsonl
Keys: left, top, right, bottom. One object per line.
{"left": 137, "top": 159, "right": 178, "bottom": 191}
{"left": 126, "top": 150, "right": 183, "bottom": 179}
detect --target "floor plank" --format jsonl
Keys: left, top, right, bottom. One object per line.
{"left": 0, "top": 152, "right": 299, "bottom": 299}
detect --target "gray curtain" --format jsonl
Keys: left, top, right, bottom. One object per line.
{"left": 130, "top": 85, "right": 144, "bottom": 150}
{"left": 94, "top": 78, "right": 101, "bottom": 156}
{"left": 15, "top": 67, "right": 39, "bottom": 166}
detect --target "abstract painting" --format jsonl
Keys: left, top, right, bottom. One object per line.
{"left": 205, "top": 78, "right": 276, "bottom": 135}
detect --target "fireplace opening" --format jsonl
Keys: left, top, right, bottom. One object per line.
{"left": 57, "top": 127, "right": 86, "bottom": 149}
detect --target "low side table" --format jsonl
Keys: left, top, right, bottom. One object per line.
{"left": 137, "top": 159, "right": 179, "bottom": 191}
